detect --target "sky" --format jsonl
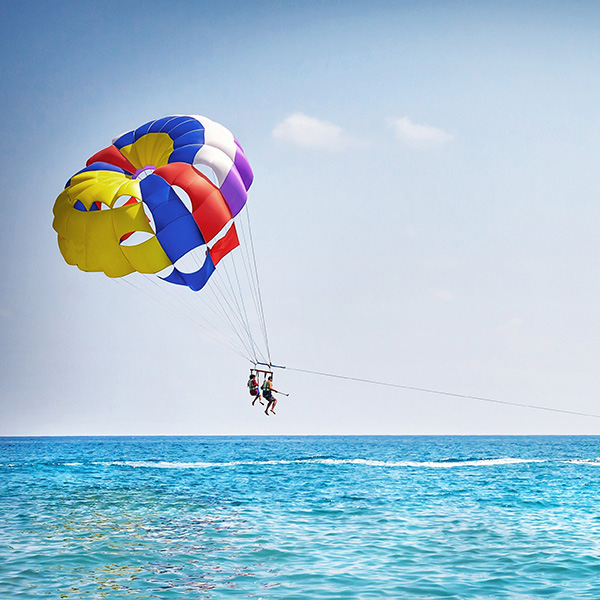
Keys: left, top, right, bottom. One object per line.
{"left": 2, "top": 0, "right": 600, "bottom": 436}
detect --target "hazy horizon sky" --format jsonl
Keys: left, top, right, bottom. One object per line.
{"left": 2, "top": 0, "right": 600, "bottom": 436}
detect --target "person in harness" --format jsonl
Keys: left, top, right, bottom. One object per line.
{"left": 262, "top": 375, "right": 279, "bottom": 415}
{"left": 248, "top": 372, "right": 263, "bottom": 406}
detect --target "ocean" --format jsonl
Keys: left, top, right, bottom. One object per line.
{"left": 2, "top": 435, "right": 600, "bottom": 599}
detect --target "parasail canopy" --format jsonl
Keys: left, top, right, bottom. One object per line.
{"left": 53, "top": 115, "right": 271, "bottom": 365}
{"left": 53, "top": 115, "right": 253, "bottom": 292}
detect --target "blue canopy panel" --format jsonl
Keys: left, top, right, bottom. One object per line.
{"left": 112, "top": 129, "right": 136, "bottom": 150}
{"left": 140, "top": 174, "right": 192, "bottom": 231}
{"left": 113, "top": 116, "right": 206, "bottom": 152}
{"left": 132, "top": 120, "right": 154, "bottom": 141}
{"left": 156, "top": 216, "right": 204, "bottom": 264}
{"left": 168, "top": 118, "right": 204, "bottom": 141}
{"left": 147, "top": 116, "right": 182, "bottom": 133}
{"left": 168, "top": 144, "right": 203, "bottom": 165}
{"left": 160, "top": 253, "right": 216, "bottom": 291}
{"left": 174, "top": 129, "right": 205, "bottom": 149}
{"left": 163, "top": 117, "right": 205, "bottom": 165}
{"left": 139, "top": 173, "right": 206, "bottom": 265}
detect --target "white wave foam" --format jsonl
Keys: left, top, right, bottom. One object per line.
{"left": 417, "top": 458, "right": 547, "bottom": 468}
{"left": 562, "top": 459, "right": 600, "bottom": 466}
{"left": 91, "top": 457, "right": 547, "bottom": 470}
{"left": 6, "top": 457, "right": 600, "bottom": 470}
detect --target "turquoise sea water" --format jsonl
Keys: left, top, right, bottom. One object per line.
{"left": 2, "top": 436, "right": 600, "bottom": 599}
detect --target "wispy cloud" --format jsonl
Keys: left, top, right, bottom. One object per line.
{"left": 389, "top": 117, "right": 453, "bottom": 148}
{"left": 272, "top": 113, "right": 358, "bottom": 150}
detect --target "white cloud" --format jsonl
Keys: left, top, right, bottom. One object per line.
{"left": 272, "top": 113, "right": 356, "bottom": 150}
{"left": 389, "top": 117, "right": 453, "bottom": 148}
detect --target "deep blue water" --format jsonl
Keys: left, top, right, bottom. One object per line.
{"left": 2, "top": 436, "right": 600, "bottom": 599}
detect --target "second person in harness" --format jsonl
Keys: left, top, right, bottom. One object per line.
{"left": 262, "top": 375, "right": 279, "bottom": 415}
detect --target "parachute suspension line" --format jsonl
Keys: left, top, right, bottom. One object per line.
{"left": 220, "top": 258, "right": 262, "bottom": 363}
{"left": 243, "top": 205, "right": 272, "bottom": 365}
{"left": 204, "top": 274, "right": 258, "bottom": 363}
{"left": 206, "top": 267, "right": 262, "bottom": 363}
{"left": 137, "top": 273, "right": 243, "bottom": 354}
{"left": 237, "top": 208, "right": 270, "bottom": 362}
{"left": 112, "top": 276, "right": 251, "bottom": 362}
{"left": 205, "top": 268, "right": 247, "bottom": 350}
{"left": 181, "top": 278, "right": 246, "bottom": 348}
{"left": 231, "top": 254, "right": 255, "bottom": 352}
{"left": 135, "top": 275, "right": 253, "bottom": 361}
{"left": 235, "top": 213, "right": 262, "bottom": 330}
{"left": 244, "top": 207, "right": 270, "bottom": 363}
{"left": 112, "top": 213, "right": 273, "bottom": 368}
{"left": 111, "top": 221, "right": 268, "bottom": 368}
{"left": 202, "top": 284, "right": 256, "bottom": 361}
{"left": 187, "top": 251, "right": 259, "bottom": 362}
{"left": 237, "top": 230, "right": 266, "bottom": 349}
{"left": 279, "top": 366, "right": 600, "bottom": 420}
{"left": 211, "top": 262, "right": 265, "bottom": 365}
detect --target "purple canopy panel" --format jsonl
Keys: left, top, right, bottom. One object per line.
{"left": 233, "top": 139, "right": 254, "bottom": 191}
{"left": 220, "top": 168, "right": 248, "bottom": 217}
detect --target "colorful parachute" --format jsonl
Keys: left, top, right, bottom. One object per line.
{"left": 52, "top": 115, "right": 254, "bottom": 291}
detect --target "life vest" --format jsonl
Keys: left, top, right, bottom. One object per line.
{"left": 248, "top": 378, "right": 258, "bottom": 392}
{"left": 261, "top": 379, "right": 270, "bottom": 392}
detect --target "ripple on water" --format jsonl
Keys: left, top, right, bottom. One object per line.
{"left": 2, "top": 436, "right": 600, "bottom": 599}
